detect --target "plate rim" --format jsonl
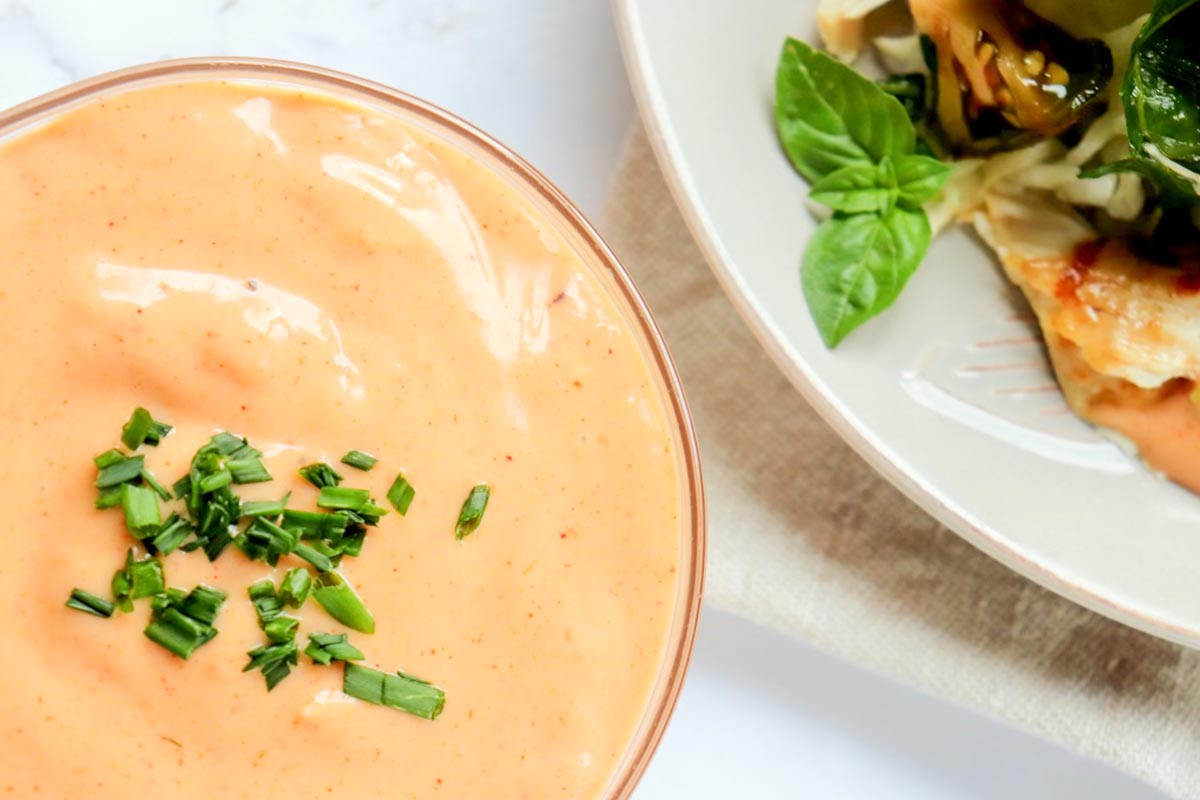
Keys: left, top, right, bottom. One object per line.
{"left": 611, "top": 0, "right": 1200, "bottom": 649}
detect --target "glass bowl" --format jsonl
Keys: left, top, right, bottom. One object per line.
{"left": 0, "top": 57, "right": 706, "bottom": 798}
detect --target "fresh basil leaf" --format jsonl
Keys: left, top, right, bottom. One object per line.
{"left": 894, "top": 154, "right": 952, "bottom": 207}
{"left": 809, "top": 160, "right": 897, "bottom": 214}
{"left": 801, "top": 207, "right": 930, "bottom": 347}
{"left": 1120, "top": 0, "right": 1200, "bottom": 200}
{"left": 775, "top": 37, "right": 915, "bottom": 182}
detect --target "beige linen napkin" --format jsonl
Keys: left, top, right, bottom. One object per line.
{"left": 601, "top": 128, "right": 1199, "bottom": 799}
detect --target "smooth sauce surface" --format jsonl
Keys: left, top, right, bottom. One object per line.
{"left": 0, "top": 80, "right": 682, "bottom": 798}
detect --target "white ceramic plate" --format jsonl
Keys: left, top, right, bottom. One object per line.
{"left": 615, "top": 0, "right": 1200, "bottom": 647}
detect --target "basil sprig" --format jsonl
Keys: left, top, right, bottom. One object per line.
{"left": 775, "top": 37, "right": 951, "bottom": 347}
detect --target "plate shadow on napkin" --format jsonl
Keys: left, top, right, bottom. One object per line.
{"left": 600, "top": 127, "right": 1196, "bottom": 799}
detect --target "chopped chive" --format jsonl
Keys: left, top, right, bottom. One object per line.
{"left": 144, "top": 419, "right": 173, "bottom": 446}
{"left": 94, "top": 449, "right": 127, "bottom": 469}
{"left": 111, "top": 551, "right": 134, "bottom": 613}
{"left": 197, "top": 469, "right": 232, "bottom": 493}
{"left": 293, "top": 541, "right": 337, "bottom": 572}
{"left": 150, "top": 513, "right": 192, "bottom": 555}
{"left": 386, "top": 474, "right": 415, "bottom": 515}
{"left": 237, "top": 517, "right": 298, "bottom": 566}
{"left": 312, "top": 571, "right": 375, "bottom": 634}
{"left": 243, "top": 641, "right": 298, "bottom": 691}
{"left": 281, "top": 509, "right": 348, "bottom": 540}
{"left": 454, "top": 484, "right": 490, "bottom": 540}
{"left": 66, "top": 588, "right": 115, "bottom": 618}
{"left": 140, "top": 468, "right": 172, "bottom": 501}
{"left": 298, "top": 462, "right": 343, "bottom": 489}
{"left": 121, "top": 484, "right": 161, "bottom": 539}
{"left": 94, "top": 486, "right": 124, "bottom": 510}
{"left": 96, "top": 454, "right": 145, "bottom": 488}
{"left": 305, "top": 632, "right": 364, "bottom": 665}
{"left": 151, "top": 587, "right": 187, "bottom": 612}
{"left": 317, "top": 486, "right": 370, "bottom": 512}
{"left": 228, "top": 457, "right": 272, "bottom": 484}
{"left": 179, "top": 585, "right": 227, "bottom": 626}
{"left": 241, "top": 493, "right": 290, "bottom": 518}
{"left": 128, "top": 558, "right": 165, "bottom": 600}
{"left": 340, "top": 450, "right": 378, "bottom": 471}
{"left": 263, "top": 615, "right": 299, "bottom": 643}
{"left": 249, "top": 580, "right": 283, "bottom": 624}
{"left": 209, "top": 432, "right": 250, "bottom": 456}
{"left": 145, "top": 607, "right": 217, "bottom": 660}
{"left": 120, "top": 407, "right": 172, "bottom": 449}
{"left": 343, "top": 663, "right": 445, "bottom": 720}
{"left": 279, "top": 568, "right": 312, "bottom": 608}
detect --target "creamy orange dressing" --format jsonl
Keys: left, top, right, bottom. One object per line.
{"left": 0, "top": 80, "right": 683, "bottom": 798}
{"left": 1090, "top": 384, "right": 1200, "bottom": 495}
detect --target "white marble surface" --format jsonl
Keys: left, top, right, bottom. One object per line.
{"left": 2, "top": 1, "right": 1165, "bottom": 796}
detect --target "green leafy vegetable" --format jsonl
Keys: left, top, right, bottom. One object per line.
{"left": 801, "top": 209, "right": 931, "bottom": 347}
{"left": 1116, "top": 0, "right": 1200, "bottom": 203}
{"left": 775, "top": 37, "right": 950, "bottom": 346}
{"left": 775, "top": 37, "right": 914, "bottom": 182}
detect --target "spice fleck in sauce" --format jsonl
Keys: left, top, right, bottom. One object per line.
{"left": 0, "top": 80, "right": 682, "bottom": 798}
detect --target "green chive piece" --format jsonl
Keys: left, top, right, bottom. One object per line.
{"left": 209, "top": 432, "right": 250, "bottom": 456}
{"left": 312, "top": 571, "right": 375, "bottom": 634}
{"left": 94, "top": 449, "right": 126, "bottom": 469}
{"left": 145, "top": 607, "right": 217, "bottom": 660}
{"left": 128, "top": 558, "right": 165, "bottom": 600}
{"left": 120, "top": 407, "right": 172, "bottom": 449}
{"left": 317, "top": 486, "right": 369, "bottom": 512}
{"left": 94, "top": 486, "right": 124, "bottom": 510}
{"left": 263, "top": 615, "right": 299, "bottom": 643}
{"left": 386, "top": 473, "right": 415, "bottom": 515}
{"left": 343, "top": 663, "right": 445, "bottom": 720}
{"left": 248, "top": 580, "right": 283, "bottom": 625}
{"left": 150, "top": 513, "right": 192, "bottom": 555}
{"left": 241, "top": 493, "right": 290, "bottom": 518}
{"left": 305, "top": 632, "right": 365, "bottom": 665}
{"left": 243, "top": 640, "right": 299, "bottom": 691}
{"left": 298, "top": 462, "right": 343, "bottom": 489}
{"left": 111, "top": 551, "right": 134, "bottom": 613}
{"left": 281, "top": 509, "right": 348, "bottom": 540}
{"left": 66, "top": 589, "right": 115, "bottom": 618}
{"left": 279, "top": 568, "right": 312, "bottom": 608}
{"left": 197, "top": 469, "right": 232, "bottom": 493}
{"left": 340, "top": 450, "right": 378, "bottom": 471}
{"left": 96, "top": 454, "right": 145, "bottom": 488}
{"left": 454, "top": 484, "right": 490, "bottom": 540}
{"left": 121, "top": 484, "right": 162, "bottom": 539}
{"left": 179, "top": 585, "right": 227, "bottom": 626}
{"left": 293, "top": 542, "right": 337, "bottom": 572}
{"left": 121, "top": 407, "right": 153, "bottom": 449}
{"left": 140, "top": 468, "right": 172, "bottom": 501}
{"left": 145, "top": 419, "right": 173, "bottom": 446}
{"left": 237, "top": 517, "right": 298, "bottom": 566}
{"left": 228, "top": 457, "right": 272, "bottom": 484}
